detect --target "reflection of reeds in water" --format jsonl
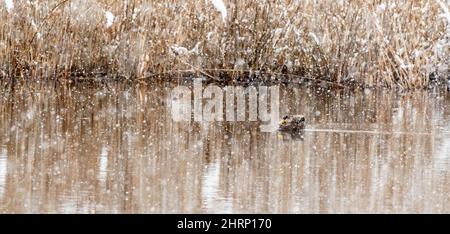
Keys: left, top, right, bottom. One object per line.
{"left": 0, "top": 83, "right": 449, "bottom": 213}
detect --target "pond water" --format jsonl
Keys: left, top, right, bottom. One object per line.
{"left": 0, "top": 81, "right": 449, "bottom": 213}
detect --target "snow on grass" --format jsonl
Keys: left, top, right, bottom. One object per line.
{"left": 31, "top": 19, "right": 42, "bottom": 40}
{"left": 4, "top": 0, "right": 13, "bottom": 13}
{"left": 170, "top": 45, "right": 188, "bottom": 56}
{"left": 211, "top": 0, "right": 227, "bottom": 23}
{"left": 170, "top": 43, "right": 201, "bottom": 56}
{"left": 437, "top": 0, "right": 450, "bottom": 32}
{"left": 105, "top": 11, "right": 115, "bottom": 28}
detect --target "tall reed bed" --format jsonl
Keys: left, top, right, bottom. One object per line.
{"left": 0, "top": 0, "right": 449, "bottom": 88}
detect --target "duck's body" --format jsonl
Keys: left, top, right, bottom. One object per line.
{"left": 278, "top": 115, "right": 306, "bottom": 132}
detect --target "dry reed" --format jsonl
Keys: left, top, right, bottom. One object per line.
{"left": 0, "top": 0, "right": 449, "bottom": 88}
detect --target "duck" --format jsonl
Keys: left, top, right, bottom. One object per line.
{"left": 278, "top": 115, "right": 306, "bottom": 132}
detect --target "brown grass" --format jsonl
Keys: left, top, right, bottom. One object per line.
{"left": 0, "top": 0, "right": 449, "bottom": 88}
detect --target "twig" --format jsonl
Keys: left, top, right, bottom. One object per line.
{"left": 29, "top": 0, "right": 71, "bottom": 45}
{"left": 171, "top": 55, "right": 221, "bottom": 82}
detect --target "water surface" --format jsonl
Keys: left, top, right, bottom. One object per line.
{"left": 0, "top": 82, "right": 449, "bottom": 213}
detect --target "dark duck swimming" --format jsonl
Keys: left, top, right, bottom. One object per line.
{"left": 278, "top": 115, "right": 306, "bottom": 132}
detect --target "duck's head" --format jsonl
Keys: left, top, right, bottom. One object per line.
{"left": 279, "top": 115, "right": 290, "bottom": 127}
